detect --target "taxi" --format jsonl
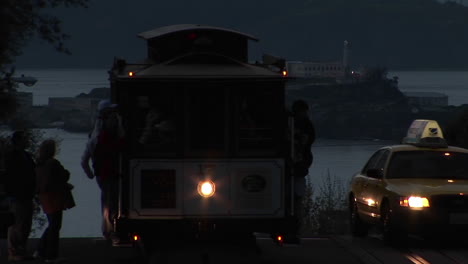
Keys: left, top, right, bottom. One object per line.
{"left": 349, "top": 120, "right": 468, "bottom": 244}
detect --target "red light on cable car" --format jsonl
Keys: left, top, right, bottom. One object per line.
{"left": 187, "top": 32, "right": 198, "bottom": 40}
{"left": 133, "top": 235, "right": 140, "bottom": 241}
{"left": 277, "top": 235, "right": 282, "bottom": 242}
{"left": 128, "top": 71, "right": 134, "bottom": 77}
{"left": 282, "top": 70, "right": 288, "bottom": 77}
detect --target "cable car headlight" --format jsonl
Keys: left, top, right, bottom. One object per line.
{"left": 198, "top": 180, "right": 215, "bottom": 198}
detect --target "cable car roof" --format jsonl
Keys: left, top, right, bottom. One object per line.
{"left": 119, "top": 63, "right": 283, "bottom": 79}
{"left": 137, "top": 24, "right": 259, "bottom": 42}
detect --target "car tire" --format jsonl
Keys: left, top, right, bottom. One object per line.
{"left": 350, "top": 199, "right": 369, "bottom": 237}
{"left": 381, "top": 202, "right": 406, "bottom": 246}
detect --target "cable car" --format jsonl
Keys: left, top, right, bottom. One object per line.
{"left": 109, "top": 24, "right": 295, "bottom": 247}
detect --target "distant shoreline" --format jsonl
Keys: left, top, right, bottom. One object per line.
{"left": 389, "top": 68, "right": 468, "bottom": 72}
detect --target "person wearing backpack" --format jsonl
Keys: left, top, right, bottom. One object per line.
{"left": 81, "top": 99, "right": 124, "bottom": 244}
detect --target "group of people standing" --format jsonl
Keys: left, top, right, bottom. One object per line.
{"left": 1, "top": 99, "right": 123, "bottom": 262}
{"left": 3, "top": 131, "right": 74, "bottom": 263}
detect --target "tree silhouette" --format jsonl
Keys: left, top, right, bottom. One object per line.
{"left": 0, "top": 0, "right": 88, "bottom": 122}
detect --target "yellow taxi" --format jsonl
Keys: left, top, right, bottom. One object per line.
{"left": 349, "top": 120, "right": 468, "bottom": 244}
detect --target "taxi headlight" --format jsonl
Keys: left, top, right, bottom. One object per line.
{"left": 198, "top": 180, "right": 215, "bottom": 198}
{"left": 400, "top": 196, "right": 430, "bottom": 208}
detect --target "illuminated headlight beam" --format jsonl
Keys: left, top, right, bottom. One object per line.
{"left": 366, "top": 198, "right": 376, "bottom": 207}
{"left": 400, "top": 196, "right": 430, "bottom": 208}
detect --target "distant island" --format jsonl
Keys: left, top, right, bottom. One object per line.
{"left": 287, "top": 67, "right": 465, "bottom": 140}
{"left": 12, "top": 87, "right": 109, "bottom": 133}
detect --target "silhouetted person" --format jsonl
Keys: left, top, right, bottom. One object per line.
{"left": 81, "top": 99, "right": 119, "bottom": 179}
{"left": 4, "top": 131, "right": 36, "bottom": 261}
{"left": 81, "top": 99, "right": 124, "bottom": 244}
{"left": 289, "top": 100, "right": 315, "bottom": 243}
{"left": 35, "top": 139, "right": 74, "bottom": 263}
{"left": 138, "top": 108, "right": 174, "bottom": 147}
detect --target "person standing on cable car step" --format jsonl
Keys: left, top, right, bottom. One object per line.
{"left": 289, "top": 99, "right": 316, "bottom": 244}
{"left": 81, "top": 99, "right": 125, "bottom": 244}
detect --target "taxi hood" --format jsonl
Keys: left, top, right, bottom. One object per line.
{"left": 386, "top": 178, "right": 468, "bottom": 196}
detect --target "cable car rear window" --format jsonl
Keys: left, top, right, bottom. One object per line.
{"left": 188, "top": 87, "right": 225, "bottom": 150}
{"left": 126, "top": 83, "right": 283, "bottom": 157}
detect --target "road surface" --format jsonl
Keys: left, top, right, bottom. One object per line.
{"left": 0, "top": 234, "right": 467, "bottom": 263}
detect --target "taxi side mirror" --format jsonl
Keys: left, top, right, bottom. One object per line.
{"left": 367, "top": 169, "right": 383, "bottom": 179}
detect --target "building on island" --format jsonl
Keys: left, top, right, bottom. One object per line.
{"left": 285, "top": 40, "right": 350, "bottom": 82}
{"left": 48, "top": 97, "right": 99, "bottom": 113}
{"left": 286, "top": 61, "right": 345, "bottom": 79}
{"left": 403, "top": 92, "right": 448, "bottom": 108}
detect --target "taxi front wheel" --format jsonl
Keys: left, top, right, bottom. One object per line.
{"left": 381, "top": 203, "right": 407, "bottom": 246}
{"left": 350, "top": 199, "right": 369, "bottom": 237}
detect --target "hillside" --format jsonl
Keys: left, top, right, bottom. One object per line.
{"left": 14, "top": 0, "right": 468, "bottom": 69}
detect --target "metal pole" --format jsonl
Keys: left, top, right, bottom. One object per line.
{"left": 289, "top": 116, "right": 295, "bottom": 216}
{"left": 118, "top": 154, "right": 123, "bottom": 219}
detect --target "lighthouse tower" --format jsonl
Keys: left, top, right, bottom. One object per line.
{"left": 343, "top": 40, "right": 350, "bottom": 74}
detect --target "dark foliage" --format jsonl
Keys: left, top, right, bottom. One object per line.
{"left": 445, "top": 106, "right": 468, "bottom": 148}
{"left": 0, "top": 83, "right": 17, "bottom": 121}
{"left": 0, "top": 0, "right": 88, "bottom": 122}
{"left": 0, "top": 0, "right": 88, "bottom": 68}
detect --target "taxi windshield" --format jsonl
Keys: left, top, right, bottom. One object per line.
{"left": 387, "top": 151, "right": 468, "bottom": 180}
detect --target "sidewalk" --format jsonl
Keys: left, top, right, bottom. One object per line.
{"left": 0, "top": 238, "right": 138, "bottom": 264}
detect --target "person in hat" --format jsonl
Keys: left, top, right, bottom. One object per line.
{"left": 81, "top": 99, "right": 124, "bottom": 242}
{"left": 81, "top": 99, "right": 119, "bottom": 179}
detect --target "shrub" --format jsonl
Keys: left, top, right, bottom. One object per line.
{"left": 301, "top": 169, "right": 349, "bottom": 236}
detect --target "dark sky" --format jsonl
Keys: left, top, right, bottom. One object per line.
{"left": 14, "top": 0, "right": 468, "bottom": 69}
{"left": 15, "top": 0, "right": 283, "bottom": 68}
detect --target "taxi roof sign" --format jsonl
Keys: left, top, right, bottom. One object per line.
{"left": 402, "top": 119, "right": 448, "bottom": 148}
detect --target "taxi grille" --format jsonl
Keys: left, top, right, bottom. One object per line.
{"left": 430, "top": 195, "right": 468, "bottom": 211}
